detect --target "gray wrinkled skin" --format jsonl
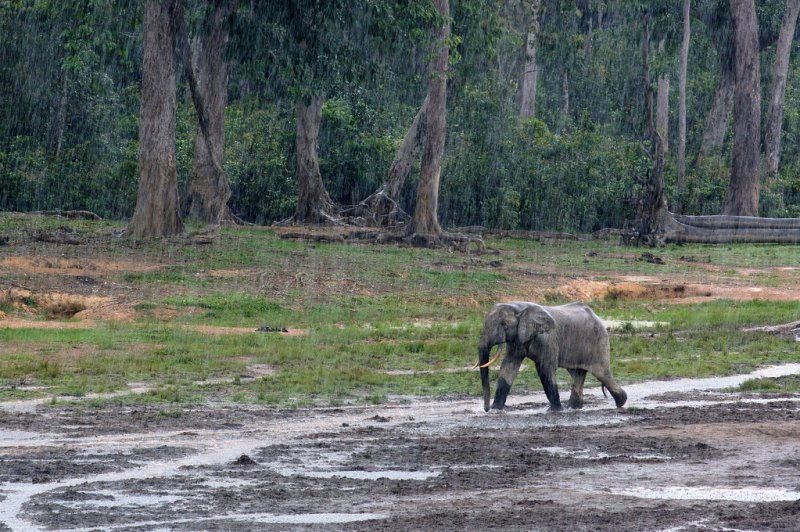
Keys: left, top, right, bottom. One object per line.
{"left": 478, "top": 301, "right": 627, "bottom": 412}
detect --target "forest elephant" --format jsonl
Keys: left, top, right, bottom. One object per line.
{"left": 475, "top": 301, "right": 627, "bottom": 412}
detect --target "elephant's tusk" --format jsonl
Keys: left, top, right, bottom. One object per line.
{"left": 471, "top": 360, "right": 481, "bottom": 369}
{"left": 479, "top": 345, "right": 504, "bottom": 369}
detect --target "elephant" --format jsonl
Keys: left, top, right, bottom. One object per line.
{"left": 475, "top": 301, "right": 627, "bottom": 412}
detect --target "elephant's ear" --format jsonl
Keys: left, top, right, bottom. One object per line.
{"left": 518, "top": 306, "right": 556, "bottom": 343}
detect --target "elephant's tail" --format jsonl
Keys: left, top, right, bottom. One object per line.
{"left": 601, "top": 385, "right": 608, "bottom": 398}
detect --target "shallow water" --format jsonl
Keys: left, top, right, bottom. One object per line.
{"left": 612, "top": 486, "right": 800, "bottom": 503}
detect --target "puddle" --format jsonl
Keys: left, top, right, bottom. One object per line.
{"left": 602, "top": 319, "right": 669, "bottom": 330}
{"left": 70, "top": 512, "right": 389, "bottom": 530}
{"left": 532, "top": 446, "right": 671, "bottom": 461}
{"left": 613, "top": 486, "right": 800, "bottom": 503}
{"left": 617, "top": 363, "right": 800, "bottom": 406}
{"left": 60, "top": 492, "right": 182, "bottom": 509}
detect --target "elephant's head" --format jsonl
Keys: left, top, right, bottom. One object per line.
{"left": 476, "top": 303, "right": 556, "bottom": 411}
{"left": 477, "top": 303, "right": 523, "bottom": 411}
{"left": 516, "top": 304, "right": 557, "bottom": 344}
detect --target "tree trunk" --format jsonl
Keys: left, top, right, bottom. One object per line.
{"left": 764, "top": 0, "right": 800, "bottom": 178}
{"left": 584, "top": 13, "right": 594, "bottom": 58}
{"left": 386, "top": 95, "right": 429, "bottom": 200}
{"left": 126, "top": 0, "right": 183, "bottom": 239}
{"left": 185, "top": 2, "right": 232, "bottom": 225}
{"left": 698, "top": 62, "right": 734, "bottom": 160}
{"left": 561, "top": 71, "right": 570, "bottom": 121}
{"left": 656, "top": 75, "right": 669, "bottom": 152}
{"left": 726, "top": 0, "right": 760, "bottom": 217}
{"left": 676, "top": 0, "right": 690, "bottom": 209}
{"left": 294, "top": 96, "right": 336, "bottom": 224}
{"left": 519, "top": 0, "right": 541, "bottom": 119}
{"left": 637, "top": 131, "right": 670, "bottom": 247}
{"left": 642, "top": 12, "right": 654, "bottom": 140}
{"left": 409, "top": 0, "right": 449, "bottom": 244}
{"left": 347, "top": 96, "right": 428, "bottom": 226}
{"left": 49, "top": 69, "right": 68, "bottom": 159}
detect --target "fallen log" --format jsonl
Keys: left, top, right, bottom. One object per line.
{"left": 742, "top": 320, "right": 800, "bottom": 338}
{"left": 31, "top": 210, "right": 102, "bottom": 220}
{"left": 672, "top": 213, "right": 800, "bottom": 230}
{"left": 663, "top": 215, "right": 800, "bottom": 244}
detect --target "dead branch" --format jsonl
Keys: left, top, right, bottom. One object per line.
{"left": 30, "top": 210, "right": 102, "bottom": 220}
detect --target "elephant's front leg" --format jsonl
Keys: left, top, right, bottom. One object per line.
{"left": 490, "top": 351, "right": 524, "bottom": 411}
{"left": 567, "top": 368, "right": 587, "bottom": 409}
{"left": 534, "top": 359, "right": 562, "bottom": 411}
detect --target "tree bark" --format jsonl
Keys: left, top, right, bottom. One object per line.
{"left": 409, "top": 0, "right": 449, "bottom": 243}
{"left": 185, "top": 2, "right": 232, "bottom": 225}
{"left": 676, "top": 0, "right": 690, "bottom": 209}
{"left": 126, "top": 0, "right": 183, "bottom": 239}
{"left": 764, "top": 0, "right": 800, "bottom": 178}
{"left": 561, "top": 71, "right": 570, "bottom": 121}
{"left": 519, "top": 0, "right": 541, "bottom": 119}
{"left": 294, "top": 96, "right": 336, "bottom": 224}
{"left": 726, "top": 0, "right": 760, "bottom": 217}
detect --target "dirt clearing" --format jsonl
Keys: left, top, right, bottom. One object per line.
{"left": 1, "top": 367, "right": 799, "bottom": 530}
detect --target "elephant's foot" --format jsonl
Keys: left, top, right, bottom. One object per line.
{"left": 567, "top": 398, "right": 584, "bottom": 409}
{"left": 612, "top": 388, "right": 627, "bottom": 408}
{"left": 489, "top": 400, "right": 506, "bottom": 411}
{"left": 547, "top": 402, "right": 563, "bottom": 412}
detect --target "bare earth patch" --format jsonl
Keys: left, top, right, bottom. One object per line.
{"left": 554, "top": 276, "right": 800, "bottom": 303}
{"left": 1, "top": 372, "right": 799, "bottom": 530}
{"left": 1, "top": 256, "right": 156, "bottom": 276}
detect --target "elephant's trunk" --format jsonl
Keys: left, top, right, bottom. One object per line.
{"left": 479, "top": 343, "right": 491, "bottom": 412}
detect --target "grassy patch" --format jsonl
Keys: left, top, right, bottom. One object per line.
{"left": 737, "top": 375, "right": 800, "bottom": 393}
{"left": 2, "top": 214, "right": 799, "bottom": 407}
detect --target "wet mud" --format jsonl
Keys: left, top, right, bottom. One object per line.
{"left": 1, "top": 371, "right": 799, "bottom": 531}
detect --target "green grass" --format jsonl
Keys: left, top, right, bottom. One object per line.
{"left": 737, "top": 375, "right": 800, "bottom": 393}
{"left": 1, "top": 213, "right": 799, "bottom": 407}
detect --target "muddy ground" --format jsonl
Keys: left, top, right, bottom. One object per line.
{"left": 1, "top": 376, "right": 799, "bottom": 531}
{"left": 1, "top": 225, "right": 799, "bottom": 530}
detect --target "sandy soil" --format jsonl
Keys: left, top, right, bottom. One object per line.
{"left": 1, "top": 369, "right": 799, "bottom": 531}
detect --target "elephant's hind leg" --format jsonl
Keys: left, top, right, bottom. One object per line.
{"left": 594, "top": 371, "right": 627, "bottom": 408}
{"left": 567, "top": 368, "right": 587, "bottom": 409}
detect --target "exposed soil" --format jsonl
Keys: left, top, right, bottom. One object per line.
{"left": 1, "top": 379, "right": 799, "bottom": 530}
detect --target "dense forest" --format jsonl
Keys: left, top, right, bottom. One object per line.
{"left": 2, "top": 0, "right": 800, "bottom": 237}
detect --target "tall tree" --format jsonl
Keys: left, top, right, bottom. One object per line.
{"left": 655, "top": 75, "right": 669, "bottom": 151}
{"left": 764, "top": 0, "right": 800, "bottom": 178}
{"left": 519, "top": 0, "right": 542, "bottom": 119}
{"left": 184, "top": 1, "right": 233, "bottom": 225}
{"left": 725, "top": 0, "right": 760, "bottom": 217}
{"left": 294, "top": 95, "right": 336, "bottom": 223}
{"left": 126, "top": 0, "right": 183, "bottom": 238}
{"left": 409, "top": 0, "right": 450, "bottom": 244}
{"left": 348, "top": 96, "right": 428, "bottom": 226}
{"left": 676, "top": 0, "right": 690, "bottom": 210}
